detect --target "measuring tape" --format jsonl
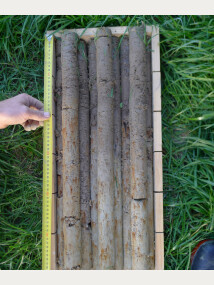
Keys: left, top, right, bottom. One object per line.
{"left": 42, "top": 34, "right": 54, "bottom": 270}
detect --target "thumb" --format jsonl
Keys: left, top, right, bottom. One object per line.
{"left": 26, "top": 108, "right": 50, "bottom": 121}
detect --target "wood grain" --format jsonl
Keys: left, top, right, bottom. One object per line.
{"left": 151, "top": 26, "right": 160, "bottom": 72}
{"left": 154, "top": 192, "right": 164, "bottom": 233}
{"left": 154, "top": 152, "right": 163, "bottom": 192}
{"left": 152, "top": 72, "right": 161, "bottom": 111}
{"left": 155, "top": 233, "right": 164, "bottom": 270}
{"left": 153, "top": 112, "right": 162, "bottom": 152}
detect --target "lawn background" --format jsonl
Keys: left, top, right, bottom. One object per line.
{"left": 0, "top": 15, "right": 214, "bottom": 270}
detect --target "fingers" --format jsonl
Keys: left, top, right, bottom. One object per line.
{"left": 26, "top": 107, "right": 50, "bottom": 121}
{"left": 30, "top": 121, "right": 40, "bottom": 131}
{"left": 27, "top": 95, "right": 44, "bottom": 110}
{"left": 22, "top": 120, "right": 32, "bottom": 132}
{"left": 19, "top": 93, "right": 44, "bottom": 110}
{"left": 17, "top": 94, "right": 49, "bottom": 131}
{"left": 39, "top": 121, "right": 44, "bottom": 127}
{"left": 22, "top": 120, "right": 40, "bottom": 131}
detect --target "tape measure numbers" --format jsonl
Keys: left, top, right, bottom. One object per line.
{"left": 42, "top": 34, "right": 54, "bottom": 270}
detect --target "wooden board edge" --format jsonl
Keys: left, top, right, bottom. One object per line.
{"left": 154, "top": 193, "right": 164, "bottom": 233}
{"left": 152, "top": 72, "right": 161, "bottom": 112}
{"left": 46, "top": 25, "right": 153, "bottom": 42}
{"left": 151, "top": 26, "right": 164, "bottom": 270}
{"left": 153, "top": 112, "right": 162, "bottom": 152}
{"left": 151, "top": 26, "right": 160, "bottom": 72}
{"left": 154, "top": 152, "right": 163, "bottom": 192}
{"left": 155, "top": 233, "right": 164, "bottom": 270}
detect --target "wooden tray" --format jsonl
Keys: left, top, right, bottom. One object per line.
{"left": 47, "top": 25, "right": 163, "bottom": 270}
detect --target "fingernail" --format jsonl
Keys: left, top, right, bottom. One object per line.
{"left": 44, "top": 112, "right": 50, "bottom": 118}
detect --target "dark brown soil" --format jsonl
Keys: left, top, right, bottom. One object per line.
{"left": 55, "top": 39, "right": 64, "bottom": 270}
{"left": 88, "top": 39, "right": 98, "bottom": 269}
{"left": 146, "top": 39, "right": 155, "bottom": 268}
{"left": 112, "top": 36, "right": 123, "bottom": 269}
{"left": 55, "top": 40, "right": 63, "bottom": 198}
{"left": 78, "top": 40, "right": 92, "bottom": 269}
{"left": 120, "top": 36, "right": 132, "bottom": 270}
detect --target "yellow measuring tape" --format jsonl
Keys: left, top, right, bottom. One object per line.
{"left": 42, "top": 34, "right": 54, "bottom": 270}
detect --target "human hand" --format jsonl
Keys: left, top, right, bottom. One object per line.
{"left": 0, "top": 93, "right": 50, "bottom": 131}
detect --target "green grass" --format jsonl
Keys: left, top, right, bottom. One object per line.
{"left": 0, "top": 15, "right": 214, "bottom": 270}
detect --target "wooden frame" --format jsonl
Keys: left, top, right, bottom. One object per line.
{"left": 48, "top": 26, "right": 153, "bottom": 42}
{"left": 48, "top": 25, "right": 163, "bottom": 270}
